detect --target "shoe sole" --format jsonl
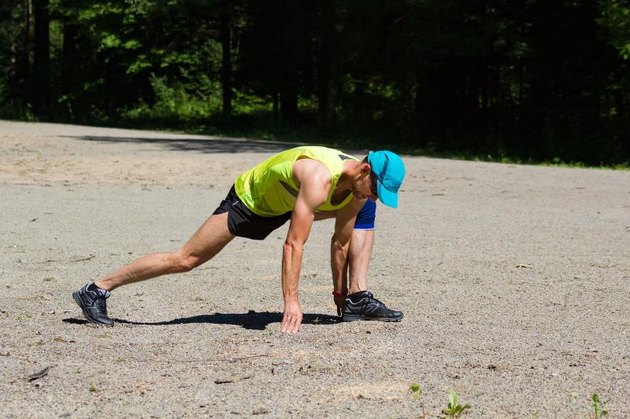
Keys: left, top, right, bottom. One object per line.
{"left": 341, "top": 313, "right": 404, "bottom": 322}
{"left": 72, "top": 291, "right": 114, "bottom": 326}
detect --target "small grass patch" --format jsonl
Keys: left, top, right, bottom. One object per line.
{"left": 442, "top": 390, "right": 471, "bottom": 418}
{"left": 409, "top": 382, "right": 422, "bottom": 401}
{"left": 592, "top": 393, "right": 608, "bottom": 418}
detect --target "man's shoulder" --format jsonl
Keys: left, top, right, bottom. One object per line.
{"left": 288, "top": 145, "right": 356, "bottom": 160}
{"left": 292, "top": 157, "right": 331, "bottom": 180}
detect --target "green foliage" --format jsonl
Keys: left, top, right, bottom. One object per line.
{"left": 592, "top": 393, "right": 608, "bottom": 419}
{"left": 442, "top": 390, "right": 471, "bottom": 418}
{"left": 0, "top": 1, "right": 25, "bottom": 105}
{"left": 599, "top": 0, "right": 630, "bottom": 60}
{"left": 0, "top": 0, "right": 628, "bottom": 165}
{"left": 122, "top": 74, "right": 221, "bottom": 122}
{"left": 409, "top": 382, "right": 422, "bottom": 401}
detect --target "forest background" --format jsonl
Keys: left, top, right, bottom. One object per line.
{"left": 1, "top": 0, "right": 629, "bottom": 166}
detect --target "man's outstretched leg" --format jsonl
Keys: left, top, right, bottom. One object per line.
{"left": 73, "top": 212, "right": 235, "bottom": 325}
{"left": 342, "top": 201, "right": 403, "bottom": 322}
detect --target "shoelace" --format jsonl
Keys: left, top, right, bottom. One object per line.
{"left": 95, "top": 298, "right": 108, "bottom": 315}
{"left": 362, "top": 292, "right": 390, "bottom": 315}
{"left": 355, "top": 292, "right": 379, "bottom": 312}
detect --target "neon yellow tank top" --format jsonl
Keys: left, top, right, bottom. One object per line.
{"left": 235, "top": 146, "right": 357, "bottom": 217}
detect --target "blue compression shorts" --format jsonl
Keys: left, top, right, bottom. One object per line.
{"left": 354, "top": 199, "right": 376, "bottom": 230}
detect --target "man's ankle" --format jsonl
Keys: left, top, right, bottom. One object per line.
{"left": 92, "top": 282, "right": 110, "bottom": 292}
{"left": 347, "top": 290, "right": 369, "bottom": 303}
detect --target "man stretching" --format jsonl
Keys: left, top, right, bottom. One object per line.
{"left": 73, "top": 146, "right": 406, "bottom": 333}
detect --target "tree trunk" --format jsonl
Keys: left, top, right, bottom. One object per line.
{"left": 17, "top": 0, "right": 31, "bottom": 90}
{"left": 317, "top": 0, "right": 336, "bottom": 124}
{"left": 272, "top": 92, "right": 279, "bottom": 120}
{"left": 61, "top": 22, "right": 78, "bottom": 69}
{"left": 60, "top": 18, "right": 78, "bottom": 114}
{"left": 280, "top": 62, "right": 298, "bottom": 122}
{"left": 220, "top": 0, "right": 233, "bottom": 118}
{"left": 32, "top": 0, "right": 50, "bottom": 113}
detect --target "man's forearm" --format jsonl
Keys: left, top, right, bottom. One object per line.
{"left": 330, "top": 236, "right": 349, "bottom": 293}
{"left": 280, "top": 240, "right": 304, "bottom": 333}
{"left": 282, "top": 241, "right": 303, "bottom": 302}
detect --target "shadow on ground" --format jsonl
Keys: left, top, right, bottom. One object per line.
{"left": 62, "top": 135, "right": 295, "bottom": 154}
{"left": 63, "top": 310, "right": 339, "bottom": 330}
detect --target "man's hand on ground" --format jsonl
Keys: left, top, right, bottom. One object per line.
{"left": 281, "top": 300, "right": 302, "bottom": 333}
{"left": 333, "top": 295, "right": 345, "bottom": 316}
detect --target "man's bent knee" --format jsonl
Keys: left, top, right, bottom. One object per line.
{"left": 170, "top": 252, "right": 202, "bottom": 273}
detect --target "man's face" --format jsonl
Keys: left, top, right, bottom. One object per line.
{"left": 353, "top": 168, "right": 378, "bottom": 202}
{"left": 369, "top": 171, "right": 379, "bottom": 198}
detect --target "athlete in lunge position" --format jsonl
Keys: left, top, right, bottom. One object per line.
{"left": 73, "top": 146, "right": 406, "bottom": 333}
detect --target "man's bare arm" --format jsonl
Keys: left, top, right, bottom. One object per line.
{"left": 280, "top": 159, "right": 330, "bottom": 333}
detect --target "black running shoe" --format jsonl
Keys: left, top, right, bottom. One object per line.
{"left": 342, "top": 291, "right": 403, "bottom": 322}
{"left": 72, "top": 283, "right": 114, "bottom": 325}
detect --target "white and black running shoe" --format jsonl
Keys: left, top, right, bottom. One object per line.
{"left": 342, "top": 290, "right": 403, "bottom": 322}
{"left": 72, "top": 283, "right": 114, "bottom": 325}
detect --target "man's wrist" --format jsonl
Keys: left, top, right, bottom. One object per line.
{"left": 332, "top": 289, "right": 348, "bottom": 297}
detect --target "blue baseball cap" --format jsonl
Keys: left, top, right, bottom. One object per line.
{"left": 367, "top": 150, "right": 405, "bottom": 208}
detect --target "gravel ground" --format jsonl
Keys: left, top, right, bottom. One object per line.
{"left": 0, "top": 120, "right": 629, "bottom": 418}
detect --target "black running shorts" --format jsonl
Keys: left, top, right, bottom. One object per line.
{"left": 213, "top": 186, "right": 292, "bottom": 240}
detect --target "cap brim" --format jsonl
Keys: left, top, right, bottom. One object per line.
{"left": 377, "top": 181, "right": 398, "bottom": 208}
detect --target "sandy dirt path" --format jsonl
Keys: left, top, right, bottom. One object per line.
{"left": 0, "top": 120, "right": 629, "bottom": 417}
